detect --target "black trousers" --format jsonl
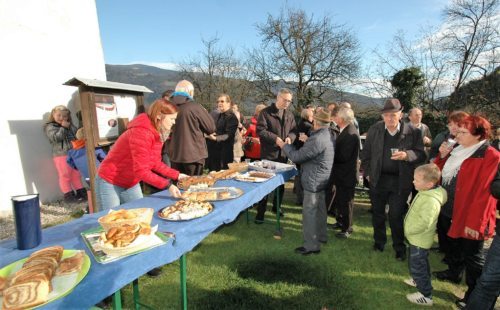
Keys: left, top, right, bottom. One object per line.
{"left": 325, "top": 181, "right": 336, "bottom": 216}
{"left": 448, "top": 238, "right": 486, "bottom": 301}
{"left": 170, "top": 162, "right": 204, "bottom": 176}
{"left": 333, "top": 185, "right": 355, "bottom": 233}
{"left": 369, "top": 184, "right": 409, "bottom": 253}
{"left": 437, "top": 213, "right": 453, "bottom": 260}
{"left": 256, "top": 184, "right": 285, "bottom": 219}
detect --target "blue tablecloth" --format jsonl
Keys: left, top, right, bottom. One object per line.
{"left": 0, "top": 169, "right": 296, "bottom": 309}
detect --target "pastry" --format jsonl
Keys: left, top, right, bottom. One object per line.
{"left": 29, "top": 245, "right": 64, "bottom": 263}
{"left": 218, "top": 191, "right": 232, "bottom": 199}
{"left": 0, "top": 276, "right": 6, "bottom": 296}
{"left": 56, "top": 251, "right": 84, "bottom": 276}
{"left": 2, "top": 278, "right": 50, "bottom": 310}
{"left": 249, "top": 171, "right": 273, "bottom": 179}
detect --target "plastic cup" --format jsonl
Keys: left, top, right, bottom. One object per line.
{"left": 390, "top": 148, "right": 399, "bottom": 155}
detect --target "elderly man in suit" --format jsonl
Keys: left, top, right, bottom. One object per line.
{"left": 331, "top": 105, "right": 360, "bottom": 238}
{"left": 360, "top": 99, "right": 426, "bottom": 261}
{"left": 279, "top": 108, "right": 335, "bottom": 255}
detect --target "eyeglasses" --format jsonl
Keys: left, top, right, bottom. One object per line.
{"left": 280, "top": 96, "right": 292, "bottom": 104}
{"left": 455, "top": 131, "right": 469, "bottom": 136}
{"left": 217, "top": 100, "right": 225, "bottom": 103}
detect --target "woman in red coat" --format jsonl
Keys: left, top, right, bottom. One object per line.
{"left": 243, "top": 103, "right": 267, "bottom": 160}
{"left": 95, "top": 99, "right": 186, "bottom": 210}
{"left": 433, "top": 115, "right": 499, "bottom": 309}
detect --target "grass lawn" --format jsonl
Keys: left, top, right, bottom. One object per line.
{"left": 118, "top": 181, "right": 465, "bottom": 309}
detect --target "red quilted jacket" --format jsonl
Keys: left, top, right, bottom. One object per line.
{"left": 98, "top": 113, "right": 179, "bottom": 189}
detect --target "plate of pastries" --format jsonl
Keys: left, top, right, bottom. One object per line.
{"left": 177, "top": 176, "right": 216, "bottom": 190}
{"left": 235, "top": 171, "right": 276, "bottom": 183}
{"left": 0, "top": 245, "right": 90, "bottom": 310}
{"left": 96, "top": 222, "right": 157, "bottom": 256}
{"left": 158, "top": 200, "right": 214, "bottom": 221}
{"left": 180, "top": 187, "right": 243, "bottom": 201}
{"left": 208, "top": 169, "right": 240, "bottom": 180}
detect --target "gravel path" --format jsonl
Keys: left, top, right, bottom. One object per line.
{"left": 0, "top": 201, "right": 87, "bottom": 241}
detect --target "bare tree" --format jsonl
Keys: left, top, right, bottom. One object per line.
{"left": 442, "top": 0, "right": 499, "bottom": 109}
{"left": 179, "top": 36, "right": 254, "bottom": 112}
{"left": 247, "top": 8, "right": 361, "bottom": 111}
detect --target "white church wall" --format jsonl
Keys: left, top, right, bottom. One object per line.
{"left": 0, "top": 0, "right": 106, "bottom": 216}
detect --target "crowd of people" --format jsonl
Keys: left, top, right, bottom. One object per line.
{"left": 45, "top": 80, "right": 499, "bottom": 309}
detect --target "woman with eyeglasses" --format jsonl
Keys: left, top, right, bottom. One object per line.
{"left": 432, "top": 114, "right": 499, "bottom": 309}
{"left": 206, "top": 94, "right": 239, "bottom": 171}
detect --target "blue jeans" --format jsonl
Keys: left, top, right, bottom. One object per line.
{"left": 466, "top": 234, "right": 500, "bottom": 310}
{"left": 409, "top": 244, "right": 432, "bottom": 298}
{"left": 94, "top": 175, "right": 143, "bottom": 211}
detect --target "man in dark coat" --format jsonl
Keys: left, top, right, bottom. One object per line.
{"left": 331, "top": 106, "right": 360, "bottom": 238}
{"left": 255, "top": 88, "right": 297, "bottom": 223}
{"left": 360, "top": 98, "right": 426, "bottom": 261}
{"left": 168, "top": 80, "right": 216, "bottom": 176}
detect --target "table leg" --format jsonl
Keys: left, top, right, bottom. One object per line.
{"left": 133, "top": 279, "right": 140, "bottom": 310}
{"left": 275, "top": 186, "right": 281, "bottom": 231}
{"left": 112, "top": 290, "right": 122, "bottom": 310}
{"left": 180, "top": 254, "right": 187, "bottom": 310}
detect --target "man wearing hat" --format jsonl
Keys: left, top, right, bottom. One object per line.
{"left": 279, "top": 108, "right": 335, "bottom": 255}
{"left": 360, "top": 98, "right": 425, "bottom": 261}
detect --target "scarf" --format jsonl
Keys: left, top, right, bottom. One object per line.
{"left": 441, "top": 140, "right": 486, "bottom": 185}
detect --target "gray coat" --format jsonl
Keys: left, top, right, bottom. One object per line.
{"left": 360, "top": 120, "right": 426, "bottom": 192}
{"left": 44, "top": 122, "right": 77, "bottom": 157}
{"left": 283, "top": 127, "right": 335, "bottom": 192}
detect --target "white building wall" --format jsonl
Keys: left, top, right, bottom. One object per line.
{"left": 0, "top": 0, "right": 106, "bottom": 216}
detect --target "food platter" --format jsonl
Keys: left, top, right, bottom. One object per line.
{"left": 248, "top": 160, "right": 295, "bottom": 173}
{"left": 177, "top": 176, "right": 216, "bottom": 190}
{"left": 81, "top": 227, "right": 170, "bottom": 264}
{"left": 180, "top": 187, "right": 243, "bottom": 201}
{"left": 0, "top": 250, "right": 91, "bottom": 309}
{"left": 235, "top": 171, "right": 276, "bottom": 183}
{"left": 158, "top": 200, "right": 214, "bottom": 221}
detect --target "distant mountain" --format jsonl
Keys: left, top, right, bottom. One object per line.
{"left": 105, "top": 64, "right": 384, "bottom": 108}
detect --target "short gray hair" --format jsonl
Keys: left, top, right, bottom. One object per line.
{"left": 278, "top": 88, "right": 293, "bottom": 97}
{"left": 339, "top": 102, "right": 352, "bottom": 109}
{"left": 336, "top": 107, "right": 355, "bottom": 124}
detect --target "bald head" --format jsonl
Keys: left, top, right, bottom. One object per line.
{"left": 408, "top": 108, "right": 423, "bottom": 126}
{"left": 175, "top": 80, "right": 194, "bottom": 98}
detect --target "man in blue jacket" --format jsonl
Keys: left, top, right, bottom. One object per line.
{"left": 280, "top": 108, "right": 335, "bottom": 255}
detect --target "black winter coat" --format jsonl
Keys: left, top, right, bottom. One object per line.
{"left": 257, "top": 103, "right": 297, "bottom": 161}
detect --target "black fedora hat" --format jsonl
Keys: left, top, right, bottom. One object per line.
{"left": 381, "top": 98, "right": 403, "bottom": 113}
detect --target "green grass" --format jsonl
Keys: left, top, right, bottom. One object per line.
{"left": 116, "top": 182, "right": 464, "bottom": 309}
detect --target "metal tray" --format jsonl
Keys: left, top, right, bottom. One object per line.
{"left": 248, "top": 160, "right": 295, "bottom": 173}
{"left": 158, "top": 201, "right": 214, "bottom": 221}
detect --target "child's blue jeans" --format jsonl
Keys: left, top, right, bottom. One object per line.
{"left": 409, "top": 244, "right": 432, "bottom": 298}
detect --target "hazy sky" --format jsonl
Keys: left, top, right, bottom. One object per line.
{"left": 96, "top": 0, "right": 449, "bottom": 70}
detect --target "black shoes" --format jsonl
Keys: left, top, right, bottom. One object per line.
{"left": 146, "top": 267, "right": 163, "bottom": 277}
{"left": 336, "top": 231, "right": 351, "bottom": 239}
{"left": 294, "top": 246, "right": 320, "bottom": 255}
{"left": 328, "top": 223, "right": 342, "bottom": 230}
{"left": 373, "top": 244, "right": 384, "bottom": 252}
{"left": 432, "top": 270, "right": 462, "bottom": 284}
{"left": 271, "top": 208, "right": 284, "bottom": 217}
{"left": 254, "top": 214, "right": 264, "bottom": 224}
{"left": 396, "top": 251, "right": 407, "bottom": 261}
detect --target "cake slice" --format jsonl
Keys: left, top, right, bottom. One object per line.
{"left": 2, "top": 278, "right": 50, "bottom": 310}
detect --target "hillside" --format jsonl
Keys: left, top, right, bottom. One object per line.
{"left": 105, "top": 64, "right": 384, "bottom": 108}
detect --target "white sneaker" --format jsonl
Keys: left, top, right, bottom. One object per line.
{"left": 404, "top": 278, "right": 417, "bottom": 287}
{"left": 406, "top": 292, "right": 433, "bottom": 306}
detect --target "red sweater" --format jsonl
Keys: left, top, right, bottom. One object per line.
{"left": 98, "top": 113, "right": 179, "bottom": 189}
{"left": 243, "top": 117, "right": 261, "bottom": 159}
{"left": 434, "top": 144, "right": 499, "bottom": 240}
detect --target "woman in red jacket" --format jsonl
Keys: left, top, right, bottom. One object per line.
{"left": 243, "top": 103, "right": 267, "bottom": 160}
{"left": 95, "top": 99, "right": 185, "bottom": 210}
{"left": 432, "top": 115, "right": 499, "bottom": 309}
